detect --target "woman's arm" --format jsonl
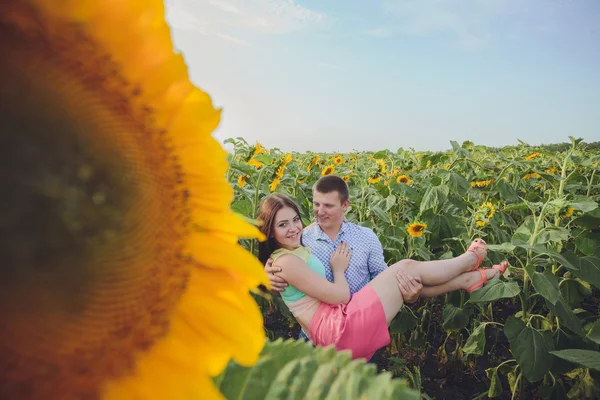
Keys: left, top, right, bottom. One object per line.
{"left": 274, "top": 254, "right": 351, "bottom": 305}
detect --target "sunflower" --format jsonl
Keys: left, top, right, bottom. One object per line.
{"left": 247, "top": 158, "right": 264, "bottom": 169}
{"left": 0, "top": 2, "right": 267, "bottom": 399}
{"left": 525, "top": 152, "right": 540, "bottom": 160}
{"left": 333, "top": 155, "right": 343, "bottom": 165}
{"left": 281, "top": 153, "right": 292, "bottom": 165}
{"left": 375, "top": 158, "right": 387, "bottom": 174}
{"left": 237, "top": 175, "right": 248, "bottom": 188}
{"left": 475, "top": 202, "right": 495, "bottom": 227}
{"left": 523, "top": 172, "right": 541, "bottom": 180}
{"left": 407, "top": 222, "right": 427, "bottom": 237}
{"left": 252, "top": 142, "right": 268, "bottom": 157}
{"left": 342, "top": 175, "right": 350, "bottom": 182}
{"left": 276, "top": 165, "right": 285, "bottom": 179}
{"left": 321, "top": 164, "right": 335, "bottom": 176}
{"left": 396, "top": 175, "right": 411, "bottom": 184}
{"left": 481, "top": 202, "right": 495, "bottom": 219}
{"left": 470, "top": 179, "right": 493, "bottom": 188}
{"left": 368, "top": 175, "right": 382, "bottom": 184}
{"left": 269, "top": 177, "right": 281, "bottom": 192}
{"left": 560, "top": 207, "right": 575, "bottom": 219}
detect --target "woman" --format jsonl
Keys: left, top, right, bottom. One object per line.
{"left": 257, "top": 194, "right": 507, "bottom": 360}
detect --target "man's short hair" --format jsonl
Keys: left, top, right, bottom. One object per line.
{"left": 313, "top": 175, "right": 349, "bottom": 203}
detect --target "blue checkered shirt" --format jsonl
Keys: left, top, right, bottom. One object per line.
{"left": 301, "top": 221, "right": 387, "bottom": 295}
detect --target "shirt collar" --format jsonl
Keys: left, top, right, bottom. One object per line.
{"left": 316, "top": 220, "right": 348, "bottom": 242}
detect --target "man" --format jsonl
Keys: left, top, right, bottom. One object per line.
{"left": 265, "top": 175, "right": 423, "bottom": 341}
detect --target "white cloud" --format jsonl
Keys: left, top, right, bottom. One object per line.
{"left": 216, "top": 32, "right": 251, "bottom": 46}
{"left": 165, "top": 2, "right": 208, "bottom": 33}
{"left": 167, "top": 0, "right": 333, "bottom": 38}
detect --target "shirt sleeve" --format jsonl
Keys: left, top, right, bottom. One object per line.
{"left": 366, "top": 229, "right": 387, "bottom": 279}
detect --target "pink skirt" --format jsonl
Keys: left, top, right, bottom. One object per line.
{"left": 308, "top": 284, "right": 390, "bottom": 360}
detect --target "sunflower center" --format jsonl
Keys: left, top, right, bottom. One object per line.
{"left": 0, "top": 62, "right": 132, "bottom": 306}
{"left": 1, "top": 9, "right": 190, "bottom": 398}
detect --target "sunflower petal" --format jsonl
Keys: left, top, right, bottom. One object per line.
{"left": 189, "top": 234, "right": 269, "bottom": 288}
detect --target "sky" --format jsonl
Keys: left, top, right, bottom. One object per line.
{"left": 165, "top": 0, "right": 600, "bottom": 153}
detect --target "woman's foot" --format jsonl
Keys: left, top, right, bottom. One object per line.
{"left": 465, "top": 261, "right": 509, "bottom": 293}
{"left": 466, "top": 239, "right": 488, "bottom": 271}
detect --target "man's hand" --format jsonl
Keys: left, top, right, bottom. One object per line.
{"left": 396, "top": 271, "right": 423, "bottom": 304}
{"left": 265, "top": 258, "right": 288, "bottom": 293}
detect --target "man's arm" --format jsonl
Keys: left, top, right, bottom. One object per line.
{"left": 265, "top": 258, "right": 288, "bottom": 295}
{"left": 366, "top": 230, "right": 387, "bottom": 279}
{"left": 396, "top": 271, "right": 423, "bottom": 304}
{"left": 366, "top": 230, "right": 422, "bottom": 303}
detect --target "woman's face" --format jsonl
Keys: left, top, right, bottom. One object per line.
{"left": 273, "top": 206, "right": 302, "bottom": 250}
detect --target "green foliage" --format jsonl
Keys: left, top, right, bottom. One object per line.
{"left": 214, "top": 339, "right": 420, "bottom": 400}
{"left": 226, "top": 137, "right": 600, "bottom": 398}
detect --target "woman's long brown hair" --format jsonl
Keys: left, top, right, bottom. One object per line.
{"left": 256, "top": 194, "right": 303, "bottom": 265}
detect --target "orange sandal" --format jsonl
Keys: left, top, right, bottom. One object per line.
{"left": 467, "top": 239, "right": 487, "bottom": 271}
{"left": 492, "top": 261, "right": 509, "bottom": 277}
{"left": 466, "top": 261, "right": 509, "bottom": 293}
{"left": 466, "top": 269, "right": 487, "bottom": 293}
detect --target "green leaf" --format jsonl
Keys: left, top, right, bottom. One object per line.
{"left": 370, "top": 205, "right": 389, "bottom": 222}
{"left": 421, "top": 211, "right": 464, "bottom": 246}
{"left": 485, "top": 367, "right": 503, "bottom": 398}
{"left": 389, "top": 308, "right": 418, "bottom": 334}
{"left": 569, "top": 199, "right": 599, "bottom": 213}
{"left": 442, "top": 304, "right": 470, "bottom": 331}
{"left": 385, "top": 195, "right": 397, "bottom": 211}
{"left": 525, "top": 246, "right": 578, "bottom": 273}
{"left": 546, "top": 295, "right": 584, "bottom": 336}
{"left": 419, "top": 185, "right": 449, "bottom": 213}
{"left": 373, "top": 150, "right": 388, "bottom": 159}
{"left": 531, "top": 270, "right": 559, "bottom": 305}
{"left": 463, "top": 322, "right": 487, "bottom": 356}
{"left": 215, "top": 339, "right": 420, "bottom": 400}
{"left": 550, "top": 349, "right": 600, "bottom": 371}
{"left": 445, "top": 172, "right": 471, "bottom": 196}
{"left": 253, "top": 154, "right": 274, "bottom": 165}
{"left": 504, "top": 316, "right": 555, "bottom": 382}
{"left": 486, "top": 243, "right": 516, "bottom": 253}
{"left": 565, "top": 368, "right": 600, "bottom": 399}
{"left": 562, "top": 252, "right": 600, "bottom": 289}
{"left": 495, "top": 179, "right": 519, "bottom": 203}
{"left": 231, "top": 198, "right": 252, "bottom": 217}
{"left": 559, "top": 279, "right": 589, "bottom": 308}
{"left": 537, "top": 226, "right": 570, "bottom": 244}
{"left": 586, "top": 319, "right": 600, "bottom": 345}
{"left": 468, "top": 278, "right": 521, "bottom": 303}
{"left": 574, "top": 230, "right": 600, "bottom": 256}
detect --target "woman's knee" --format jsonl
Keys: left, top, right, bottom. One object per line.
{"left": 392, "top": 259, "right": 419, "bottom": 273}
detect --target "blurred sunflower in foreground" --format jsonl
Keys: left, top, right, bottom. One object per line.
{"left": 0, "top": 1, "right": 267, "bottom": 399}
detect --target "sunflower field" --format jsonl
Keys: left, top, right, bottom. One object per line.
{"left": 225, "top": 136, "right": 600, "bottom": 399}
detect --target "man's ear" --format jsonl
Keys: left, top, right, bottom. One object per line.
{"left": 341, "top": 200, "right": 350, "bottom": 211}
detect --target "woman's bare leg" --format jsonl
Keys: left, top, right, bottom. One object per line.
{"left": 420, "top": 268, "right": 499, "bottom": 298}
{"left": 368, "top": 242, "right": 487, "bottom": 324}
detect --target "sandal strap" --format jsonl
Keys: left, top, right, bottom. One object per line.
{"left": 467, "top": 240, "right": 487, "bottom": 271}
{"left": 466, "top": 268, "right": 487, "bottom": 293}
{"left": 492, "top": 261, "right": 508, "bottom": 276}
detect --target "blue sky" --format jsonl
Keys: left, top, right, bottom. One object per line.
{"left": 166, "top": 0, "right": 600, "bottom": 153}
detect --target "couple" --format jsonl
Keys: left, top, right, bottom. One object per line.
{"left": 259, "top": 175, "right": 508, "bottom": 360}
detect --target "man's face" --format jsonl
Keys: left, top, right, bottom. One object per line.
{"left": 312, "top": 190, "right": 349, "bottom": 230}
